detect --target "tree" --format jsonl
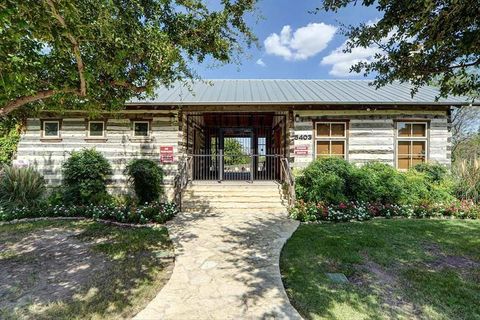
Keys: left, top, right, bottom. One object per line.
{"left": 0, "top": 0, "right": 257, "bottom": 116}
{"left": 224, "top": 139, "right": 249, "bottom": 166}
{"left": 317, "top": 1, "right": 480, "bottom": 98}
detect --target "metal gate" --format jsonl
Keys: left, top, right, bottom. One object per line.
{"left": 187, "top": 113, "right": 286, "bottom": 181}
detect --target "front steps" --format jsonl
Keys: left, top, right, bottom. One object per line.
{"left": 181, "top": 181, "right": 288, "bottom": 214}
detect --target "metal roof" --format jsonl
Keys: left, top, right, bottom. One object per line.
{"left": 127, "top": 79, "right": 472, "bottom": 106}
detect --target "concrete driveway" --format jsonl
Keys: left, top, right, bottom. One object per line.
{"left": 134, "top": 209, "right": 302, "bottom": 320}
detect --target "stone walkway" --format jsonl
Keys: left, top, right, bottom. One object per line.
{"left": 134, "top": 210, "right": 302, "bottom": 320}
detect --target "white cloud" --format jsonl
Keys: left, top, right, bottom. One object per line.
{"left": 320, "top": 42, "right": 382, "bottom": 77}
{"left": 256, "top": 58, "right": 266, "bottom": 67}
{"left": 321, "top": 18, "right": 395, "bottom": 77}
{"left": 264, "top": 23, "right": 337, "bottom": 61}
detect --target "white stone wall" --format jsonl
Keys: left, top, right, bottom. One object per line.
{"left": 16, "top": 111, "right": 180, "bottom": 199}
{"left": 291, "top": 109, "right": 451, "bottom": 169}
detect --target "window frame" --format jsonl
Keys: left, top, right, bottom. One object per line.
{"left": 132, "top": 120, "right": 150, "bottom": 137}
{"left": 41, "top": 120, "right": 61, "bottom": 139}
{"left": 87, "top": 120, "right": 106, "bottom": 138}
{"left": 395, "top": 121, "right": 429, "bottom": 170}
{"left": 314, "top": 121, "right": 348, "bottom": 160}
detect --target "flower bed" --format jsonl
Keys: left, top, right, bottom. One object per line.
{"left": 0, "top": 201, "right": 178, "bottom": 225}
{"left": 289, "top": 200, "right": 480, "bottom": 223}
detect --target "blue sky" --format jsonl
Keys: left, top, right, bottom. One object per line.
{"left": 197, "top": 0, "right": 381, "bottom": 79}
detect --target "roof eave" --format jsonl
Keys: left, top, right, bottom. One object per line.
{"left": 126, "top": 101, "right": 471, "bottom": 106}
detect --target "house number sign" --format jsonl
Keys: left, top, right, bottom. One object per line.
{"left": 294, "top": 134, "right": 312, "bottom": 141}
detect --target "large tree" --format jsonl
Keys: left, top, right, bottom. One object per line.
{"left": 0, "top": 0, "right": 257, "bottom": 116}
{"left": 318, "top": 0, "right": 480, "bottom": 98}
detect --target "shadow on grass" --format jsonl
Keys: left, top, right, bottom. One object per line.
{"left": 279, "top": 219, "right": 480, "bottom": 320}
{"left": 0, "top": 221, "right": 174, "bottom": 320}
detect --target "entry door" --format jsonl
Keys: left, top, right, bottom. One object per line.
{"left": 220, "top": 128, "right": 253, "bottom": 181}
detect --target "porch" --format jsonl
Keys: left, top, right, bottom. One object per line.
{"left": 185, "top": 112, "right": 289, "bottom": 182}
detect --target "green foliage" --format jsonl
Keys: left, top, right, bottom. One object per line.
{"left": 350, "top": 162, "right": 406, "bottom": 204}
{"left": 125, "top": 159, "right": 164, "bottom": 204}
{"left": 0, "top": 0, "right": 257, "bottom": 115}
{"left": 412, "top": 162, "right": 448, "bottom": 184}
{"left": 224, "top": 139, "right": 250, "bottom": 166}
{"left": 0, "top": 117, "right": 21, "bottom": 165}
{"left": 62, "top": 149, "right": 112, "bottom": 205}
{"left": 453, "top": 158, "right": 480, "bottom": 203}
{"left": 0, "top": 165, "right": 45, "bottom": 210}
{"left": 295, "top": 157, "right": 354, "bottom": 204}
{"left": 318, "top": 1, "right": 479, "bottom": 98}
{"left": 295, "top": 158, "right": 456, "bottom": 207}
{"left": 0, "top": 201, "right": 178, "bottom": 225}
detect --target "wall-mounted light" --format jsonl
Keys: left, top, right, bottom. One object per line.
{"left": 295, "top": 114, "right": 300, "bottom": 122}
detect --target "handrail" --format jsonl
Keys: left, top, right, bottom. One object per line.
{"left": 280, "top": 157, "right": 296, "bottom": 208}
{"left": 174, "top": 155, "right": 192, "bottom": 211}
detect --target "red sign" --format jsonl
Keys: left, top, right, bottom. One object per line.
{"left": 160, "top": 146, "right": 174, "bottom": 163}
{"left": 294, "top": 145, "right": 310, "bottom": 155}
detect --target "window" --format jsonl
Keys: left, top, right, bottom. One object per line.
{"left": 42, "top": 120, "right": 60, "bottom": 138}
{"left": 396, "top": 122, "right": 428, "bottom": 170}
{"left": 88, "top": 121, "right": 105, "bottom": 137}
{"left": 315, "top": 122, "right": 347, "bottom": 159}
{"left": 133, "top": 121, "right": 149, "bottom": 137}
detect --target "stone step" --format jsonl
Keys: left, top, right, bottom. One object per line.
{"left": 182, "top": 194, "right": 282, "bottom": 203}
{"left": 182, "top": 207, "right": 288, "bottom": 214}
{"left": 184, "top": 190, "right": 283, "bottom": 197}
{"left": 182, "top": 201, "right": 286, "bottom": 209}
{"left": 187, "top": 184, "right": 282, "bottom": 192}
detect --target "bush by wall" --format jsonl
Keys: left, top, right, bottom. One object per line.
{"left": 295, "top": 158, "right": 454, "bottom": 207}
{"left": 295, "top": 157, "right": 354, "bottom": 204}
{"left": 0, "top": 165, "right": 45, "bottom": 210}
{"left": 62, "top": 149, "right": 112, "bottom": 205}
{"left": 125, "top": 159, "right": 164, "bottom": 203}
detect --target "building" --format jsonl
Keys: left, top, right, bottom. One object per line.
{"left": 15, "top": 80, "right": 470, "bottom": 202}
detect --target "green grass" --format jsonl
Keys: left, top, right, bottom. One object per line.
{"left": 280, "top": 219, "right": 480, "bottom": 320}
{"left": 0, "top": 220, "right": 173, "bottom": 320}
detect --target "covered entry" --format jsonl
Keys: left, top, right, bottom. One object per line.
{"left": 186, "top": 113, "right": 287, "bottom": 181}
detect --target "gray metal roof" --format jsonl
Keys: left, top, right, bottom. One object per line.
{"left": 127, "top": 79, "right": 472, "bottom": 106}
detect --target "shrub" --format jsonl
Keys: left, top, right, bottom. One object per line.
{"left": 412, "top": 162, "right": 448, "bottom": 184}
{"left": 351, "top": 162, "right": 406, "bottom": 204}
{"left": 295, "top": 157, "right": 354, "bottom": 204}
{"left": 125, "top": 159, "right": 164, "bottom": 203}
{"left": 62, "top": 149, "right": 112, "bottom": 205}
{"left": 0, "top": 165, "right": 45, "bottom": 210}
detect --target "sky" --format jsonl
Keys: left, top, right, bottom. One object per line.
{"left": 197, "top": 0, "right": 381, "bottom": 79}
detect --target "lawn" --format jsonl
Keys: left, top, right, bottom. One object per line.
{"left": 0, "top": 220, "right": 174, "bottom": 320}
{"left": 280, "top": 219, "right": 480, "bottom": 320}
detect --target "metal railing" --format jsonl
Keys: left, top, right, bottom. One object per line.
{"left": 174, "top": 156, "right": 192, "bottom": 211}
{"left": 190, "top": 153, "right": 282, "bottom": 181}
{"left": 280, "top": 157, "right": 296, "bottom": 208}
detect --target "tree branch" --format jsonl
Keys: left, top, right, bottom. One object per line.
{"left": 45, "top": 0, "right": 87, "bottom": 96}
{"left": 0, "top": 88, "right": 79, "bottom": 117}
{"left": 110, "top": 81, "right": 148, "bottom": 93}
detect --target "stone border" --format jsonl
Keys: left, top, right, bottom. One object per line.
{"left": 0, "top": 216, "right": 161, "bottom": 228}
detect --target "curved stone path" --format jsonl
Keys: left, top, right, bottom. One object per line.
{"left": 134, "top": 210, "right": 302, "bottom": 320}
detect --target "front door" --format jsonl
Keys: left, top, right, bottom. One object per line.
{"left": 219, "top": 128, "right": 253, "bottom": 181}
